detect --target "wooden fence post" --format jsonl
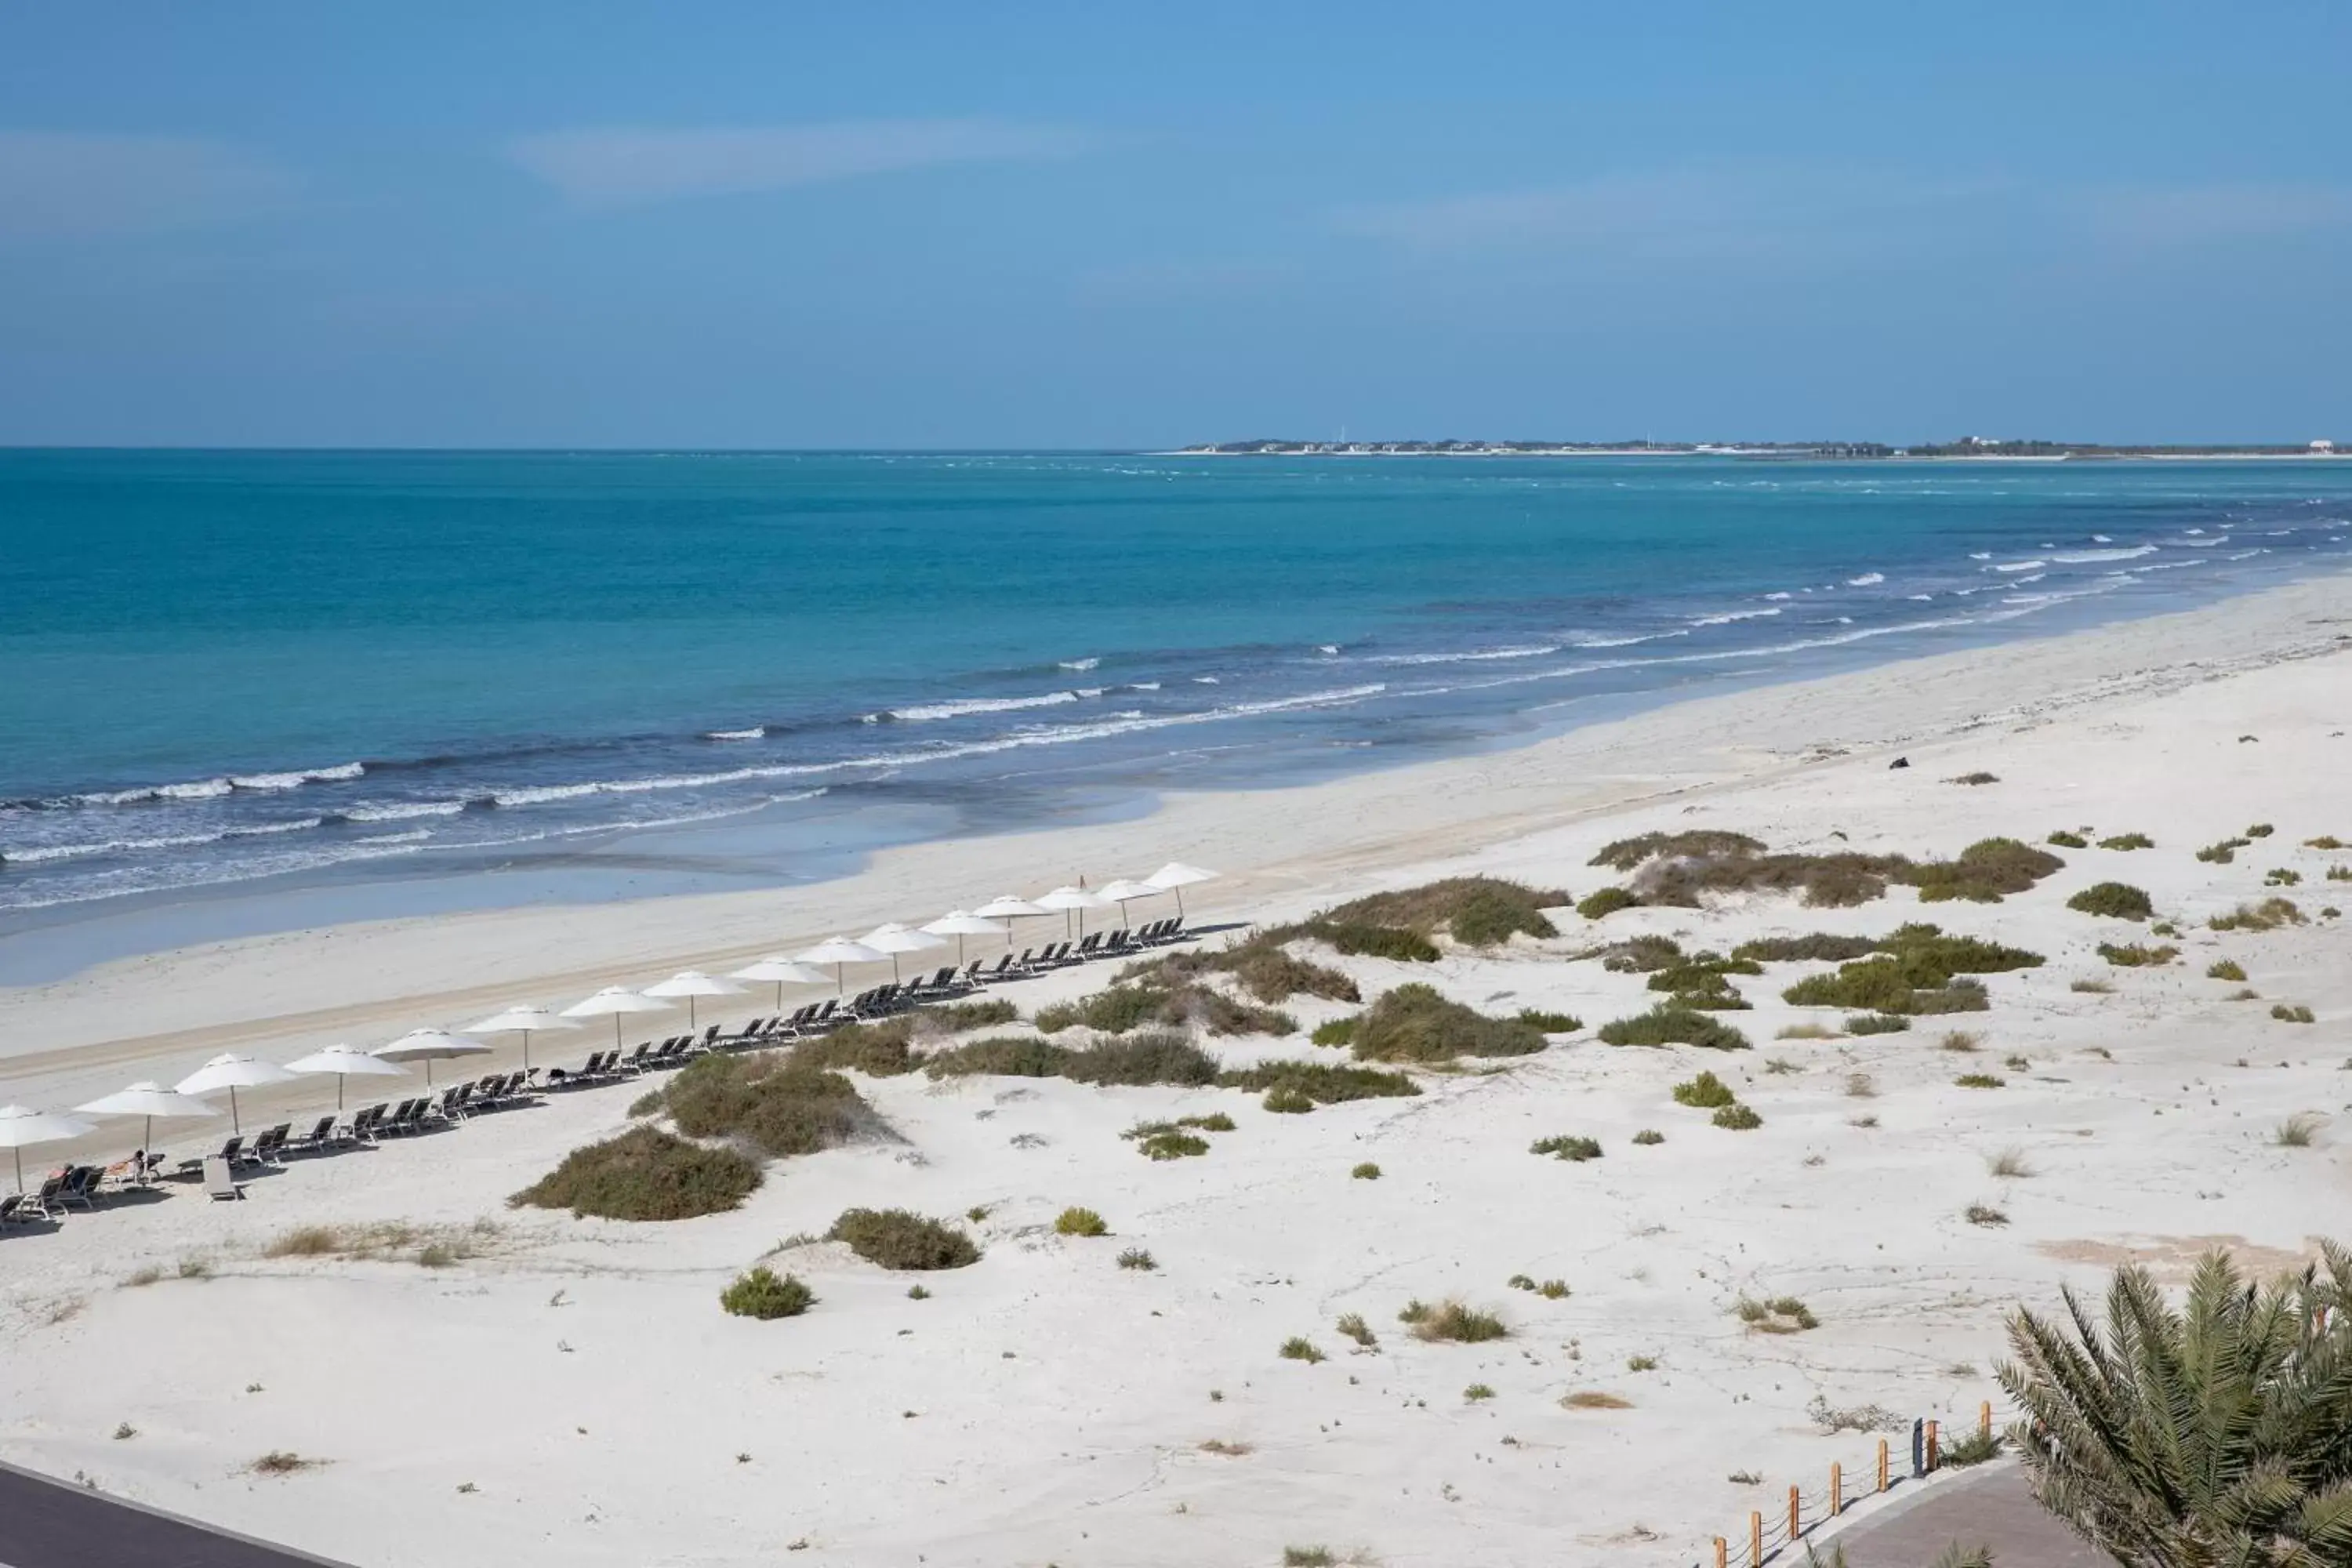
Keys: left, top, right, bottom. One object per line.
{"left": 1980, "top": 1400, "right": 1993, "bottom": 1440}
{"left": 1830, "top": 1461, "right": 1842, "bottom": 1516}
{"left": 1876, "top": 1438, "right": 1889, "bottom": 1492}
{"left": 1714, "top": 1537, "right": 1728, "bottom": 1568}
{"left": 1749, "top": 1510, "right": 1763, "bottom": 1568}
{"left": 1926, "top": 1419, "right": 1940, "bottom": 1472}
{"left": 1788, "top": 1484, "right": 1801, "bottom": 1540}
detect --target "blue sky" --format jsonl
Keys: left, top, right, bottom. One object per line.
{"left": 2, "top": 1, "right": 2346, "bottom": 447}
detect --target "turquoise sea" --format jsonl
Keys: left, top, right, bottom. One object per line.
{"left": 3, "top": 450, "right": 2349, "bottom": 965}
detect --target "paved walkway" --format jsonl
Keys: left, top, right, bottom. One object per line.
{"left": 0, "top": 1459, "right": 346, "bottom": 1568}
{"left": 1823, "top": 1462, "right": 2100, "bottom": 1568}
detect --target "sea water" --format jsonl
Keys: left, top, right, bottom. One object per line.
{"left": 3, "top": 448, "right": 2348, "bottom": 943}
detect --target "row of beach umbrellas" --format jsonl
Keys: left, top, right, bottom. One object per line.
{"left": 0, "top": 862, "right": 1217, "bottom": 1192}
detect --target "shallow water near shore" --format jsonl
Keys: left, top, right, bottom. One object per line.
{"left": 4, "top": 449, "right": 2349, "bottom": 964}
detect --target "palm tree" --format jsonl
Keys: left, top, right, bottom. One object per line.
{"left": 1998, "top": 1242, "right": 2352, "bottom": 1565}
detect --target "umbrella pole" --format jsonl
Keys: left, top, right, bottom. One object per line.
{"left": 13, "top": 1148, "right": 20, "bottom": 1196}
{"left": 229, "top": 1085, "right": 241, "bottom": 1137}
{"left": 522, "top": 1030, "right": 532, "bottom": 1073}
{"left": 143, "top": 1114, "right": 154, "bottom": 1184}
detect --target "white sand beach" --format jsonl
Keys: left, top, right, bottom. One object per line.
{"left": 4, "top": 573, "right": 2350, "bottom": 1568}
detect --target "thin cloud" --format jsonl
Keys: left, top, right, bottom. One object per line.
{"left": 507, "top": 118, "right": 1087, "bottom": 205}
{"left": 0, "top": 132, "right": 292, "bottom": 240}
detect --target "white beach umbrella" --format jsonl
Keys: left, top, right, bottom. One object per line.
{"left": 1097, "top": 877, "right": 1166, "bottom": 926}
{"left": 371, "top": 1028, "right": 492, "bottom": 1088}
{"left": 1145, "top": 861, "right": 1219, "bottom": 916}
{"left": 460, "top": 1005, "right": 582, "bottom": 1073}
{"left": 0, "top": 1104, "right": 98, "bottom": 1195}
{"left": 973, "top": 894, "right": 1047, "bottom": 951}
{"left": 560, "top": 985, "right": 673, "bottom": 1049}
{"left": 920, "top": 909, "right": 1008, "bottom": 964}
{"left": 859, "top": 923, "right": 949, "bottom": 983}
{"left": 74, "top": 1081, "right": 221, "bottom": 1177}
{"left": 643, "top": 970, "right": 748, "bottom": 1032}
{"left": 1034, "top": 884, "right": 1115, "bottom": 941}
{"left": 174, "top": 1052, "right": 300, "bottom": 1135}
{"left": 728, "top": 956, "right": 832, "bottom": 1011}
{"left": 284, "top": 1044, "right": 410, "bottom": 1110}
{"left": 793, "top": 935, "right": 887, "bottom": 996}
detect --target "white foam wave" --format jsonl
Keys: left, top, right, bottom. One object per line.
{"left": 889, "top": 691, "right": 1086, "bottom": 723}
{"left": 2, "top": 816, "right": 326, "bottom": 865}
{"left": 2173, "top": 536, "right": 2222, "bottom": 548}
{"left": 1846, "top": 572, "right": 1885, "bottom": 587}
{"left": 1127, "top": 682, "right": 1162, "bottom": 691}
{"left": 2051, "top": 546, "right": 2156, "bottom": 564}
{"left": 2092, "top": 534, "right": 2114, "bottom": 543}
{"left": 230, "top": 763, "right": 365, "bottom": 791}
{"left": 1991, "top": 559, "right": 2047, "bottom": 573}
{"left": 1568, "top": 629, "right": 1691, "bottom": 649}
{"left": 1058, "top": 657, "right": 1101, "bottom": 672}
{"left": 343, "top": 800, "right": 466, "bottom": 822}
{"left": 1690, "top": 608, "right": 1782, "bottom": 627}
{"left": 706, "top": 728, "right": 766, "bottom": 742}
{"left": 1192, "top": 676, "right": 1220, "bottom": 684}
{"left": 1369, "top": 644, "right": 1562, "bottom": 666}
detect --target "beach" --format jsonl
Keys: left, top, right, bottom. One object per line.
{"left": 4, "top": 570, "right": 2351, "bottom": 1567}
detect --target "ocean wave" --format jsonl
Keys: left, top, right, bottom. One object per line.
{"left": 1764, "top": 592, "right": 1793, "bottom": 601}
{"left": 706, "top": 728, "right": 766, "bottom": 741}
{"left": 1058, "top": 657, "right": 1101, "bottom": 672}
{"left": 1368, "top": 644, "right": 1562, "bottom": 666}
{"left": 1845, "top": 572, "right": 1885, "bottom": 587}
{"left": 888, "top": 690, "right": 1087, "bottom": 723}
{"left": 2050, "top": 546, "right": 2156, "bottom": 564}
{"left": 1567, "top": 629, "right": 1691, "bottom": 649}
{"left": 343, "top": 799, "right": 466, "bottom": 822}
{"left": 1991, "top": 559, "right": 2047, "bottom": 573}
{"left": 230, "top": 762, "right": 366, "bottom": 791}
{"left": 1127, "top": 681, "right": 1162, "bottom": 691}
{"left": 1690, "top": 608, "right": 1781, "bottom": 627}
{"left": 69, "top": 776, "right": 233, "bottom": 806}
{"left": 2172, "top": 536, "right": 2222, "bottom": 548}
{"left": 1, "top": 816, "right": 326, "bottom": 866}
{"left": 1192, "top": 675, "right": 1220, "bottom": 684}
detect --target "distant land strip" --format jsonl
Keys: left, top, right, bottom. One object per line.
{"left": 1177, "top": 437, "right": 2344, "bottom": 459}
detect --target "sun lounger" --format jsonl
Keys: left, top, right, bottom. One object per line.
{"left": 250, "top": 1123, "right": 292, "bottom": 1163}
{"left": 203, "top": 1156, "right": 241, "bottom": 1201}
{"left": 0, "top": 1194, "right": 25, "bottom": 1225}
{"left": 285, "top": 1116, "right": 338, "bottom": 1154}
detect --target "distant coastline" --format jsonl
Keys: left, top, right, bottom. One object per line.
{"left": 1172, "top": 437, "right": 2344, "bottom": 460}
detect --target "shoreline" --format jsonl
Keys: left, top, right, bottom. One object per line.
{"left": 4, "top": 568, "right": 2347, "bottom": 1108}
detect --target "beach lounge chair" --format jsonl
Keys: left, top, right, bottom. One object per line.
{"left": 250, "top": 1123, "right": 292, "bottom": 1163}
{"left": 286, "top": 1116, "right": 338, "bottom": 1154}
{"left": 203, "top": 1156, "right": 241, "bottom": 1201}
{"left": 0, "top": 1194, "right": 24, "bottom": 1226}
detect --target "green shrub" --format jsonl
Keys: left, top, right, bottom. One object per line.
{"left": 1182, "top": 1112, "right": 1236, "bottom": 1131}
{"left": 1336, "top": 1312, "right": 1376, "bottom": 1346}
{"left": 1732, "top": 933, "right": 1880, "bottom": 963}
{"left": 2098, "top": 942, "right": 2178, "bottom": 967}
{"left": 2247, "top": 822, "right": 2275, "bottom": 838}
{"left": 1064, "top": 1031, "right": 1225, "bottom": 1085}
{"left": 1405, "top": 1301, "right": 1508, "bottom": 1343}
{"left": 2067, "top": 881, "right": 2154, "bottom": 920}
{"left": 920, "top": 997, "right": 1020, "bottom": 1033}
{"left": 1530, "top": 1134, "right": 1602, "bottom": 1162}
{"left": 2274, "top": 1113, "right": 2322, "bottom": 1147}
{"left": 1598, "top": 1006, "right": 1751, "bottom": 1051}
{"left": 2267, "top": 867, "right": 2303, "bottom": 887}
{"left": 1516, "top": 1008, "right": 1583, "bottom": 1032}
{"left": 782, "top": 1019, "right": 917, "bottom": 1076}
{"left": 1137, "top": 1131, "right": 1210, "bottom": 1160}
{"left": 662, "top": 1055, "right": 885, "bottom": 1159}
{"left": 2198, "top": 837, "right": 2252, "bottom": 864}
{"left": 1780, "top": 924, "right": 2036, "bottom": 1013}
{"left": 1319, "top": 877, "right": 1565, "bottom": 945}
{"left": 1896, "top": 837, "right": 2066, "bottom": 904}
{"left": 1279, "top": 1336, "right": 1325, "bottom": 1363}
{"left": 1846, "top": 1013, "right": 1911, "bottom": 1035}
{"left": 1965, "top": 1203, "right": 2009, "bottom": 1227}
{"left": 1577, "top": 886, "right": 1641, "bottom": 920}
{"left": 2307, "top": 835, "right": 2348, "bottom": 850}
{"left": 1942, "top": 1427, "right": 2004, "bottom": 1468}
{"left": 1035, "top": 982, "right": 1294, "bottom": 1038}
{"left": 1116, "top": 1248, "right": 1156, "bottom": 1271}
{"left": 1733, "top": 1295, "right": 1818, "bottom": 1332}
{"left": 922, "top": 1034, "right": 1074, "bottom": 1077}
{"left": 1948, "top": 771, "right": 2000, "bottom": 786}
{"left": 511, "top": 1127, "right": 762, "bottom": 1221}
{"left": 1310, "top": 1016, "right": 1359, "bottom": 1047}
{"left": 627, "top": 1088, "right": 665, "bottom": 1117}
{"left": 1352, "top": 982, "right": 1548, "bottom": 1063}
{"left": 720, "top": 1266, "right": 814, "bottom": 1319}
{"left": 1711, "top": 1103, "right": 1763, "bottom": 1130}
{"left": 827, "top": 1208, "right": 981, "bottom": 1269}
{"left": 1350, "top": 1161, "right": 1381, "bottom": 1180}
{"left": 1218, "top": 1060, "right": 1420, "bottom": 1103}
{"left": 1632, "top": 1128, "right": 1664, "bottom": 1145}
{"left": 2207, "top": 959, "right": 2247, "bottom": 982}
{"left": 1955, "top": 1073, "right": 2006, "bottom": 1089}
{"left": 1054, "top": 1206, "right": 1109, "bottom": 1237}
{"left": 2273, "top": 1004, "right": 2317, "bottom": 1025}
{"left": 1316, "top": 923, "right": 1441, "bottom": 962}
{"left": 1537, "top": 1279, "right": 1570, "bottom": 1299}
{"left": 1263, "top": 1084, "right": 1314, "bottom": 1114}
{"left": 2097, "top": 833, "right": 2154, "bottom": 851}
{"left": 1599, "top": 934, "right": 1684, "bottom": 971}
{"left": 2046, "top": 830, "right": 2089, "bottom": 849}
{"left": 1628, "top": 1354, "right": 1660, "bottom": 1371}
{"left": 2209, "top": 898, "right": 2306, "bottom": 932}
{"left": 1464, "top": 1382, "right": 1496, "bottom": 1401}
{"left": 1671, "top": 1070, "right": 1737, "bottom": 1109}
{"left": 1590, "top": 830, "right": 1768, "bottom": 869}
{"left": 1645, "top": 963, "right": 1754, "bottom": 1010}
